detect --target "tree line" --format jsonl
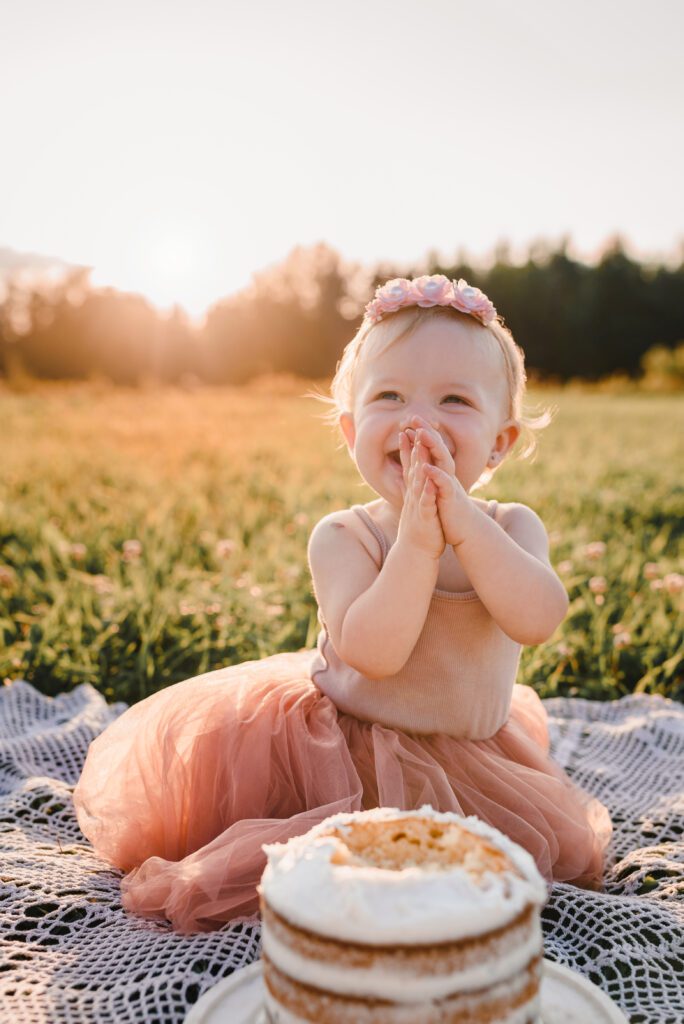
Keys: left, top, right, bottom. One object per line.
{"left": 1, "top": 237, "right": 683, "bottom": 385}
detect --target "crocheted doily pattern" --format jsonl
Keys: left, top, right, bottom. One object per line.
{"left": 0, "top": 681, "right": 682, "bottom": 1023}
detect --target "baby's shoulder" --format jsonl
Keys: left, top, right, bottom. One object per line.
{"left": 490, "top": 500, "right": 545, "bottom": 528}
{"left": 307, "top": 509, "right": 384, "bottom": 638}
{"left": 308, "top": 506, "right": 364, "bottom": 539}
{"left": 489, "top": 501, "right": 552, "bottom": 561}
{"left": 307, "top": 507, "right": 381, "bottom": 569}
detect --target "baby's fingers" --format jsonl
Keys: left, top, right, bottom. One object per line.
{"left": 416, "top": 428, "right": 455, "bottom": 475}
{"left": 399, "top": 431, "right": 410, "bottom": 478}
{"left": 424, "top": 462, "right": 451, "bottom": 495}
{"left": 408, "top": 435, "right": 420, "bottom": 480}
{"left": 420, "top": 475, "right": 436, "bottom": 504}
{"left": 407, "top": 448, "right": 426, "bottom": 504}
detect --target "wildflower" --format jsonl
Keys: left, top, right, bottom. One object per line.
{"left": 205, "top": 602, "right": 222, "bottom": 615}
{"left": 556, "top": 642, "right": 572, "bottom": 657}
{"left": 294, "top": 513, "right": 309, "bottom": 526}
{"left": 650, "top": 579, "right": 664, "bottom": 592}
{"left": 557, "top": 560, "right": 574, "bottom": 575}
{"left": 643, "top": 562, "right": 660, "bottom": 580}
{"left": 266, "top": 604, "right": 285, "bottom": 617}
{"left": 122, "top": 539, "right": 143, "bottom": 561}
{"left": 69, "top": 543, "right": 87, "bottom": 562}
{"left": 216, "top": 539, "right": 237, "bottom": 558}
{"left": 91, "top": 575, "right": 114, "bottom": 595}
{"left": 589, "top": 576, "right": 608, "bottom": 594}
{"left": 249, "top": 585, "right": 263, "bottom": 598}
{"left": 583, "top": 542, "right": 606, "bottom": 560}
{"left": 613, "top": 631, "right": 632, "bottom": 650}
{"left": 0, "top": 565, "right": 16, "bottom": 588}
{"left": 663, "top": 573, "right": 684, "bottom": 595}
{"left": 179, "top": 602, "right": 198, "bottom": 616}
{"left": 594, "top": 595, "right": 605, "bottom": 606}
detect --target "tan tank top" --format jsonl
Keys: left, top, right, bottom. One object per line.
{"left": 309, "top": 501, "right": 523, "bottom": 740}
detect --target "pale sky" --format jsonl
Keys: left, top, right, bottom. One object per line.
{"left": 2, "top": 0, "right": 683, "bottom": 320}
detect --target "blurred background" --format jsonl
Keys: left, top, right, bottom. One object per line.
{"left": 1, "top": 0, "right": 683, "bottom": 389}
{"left": 1, "top": 0, "right": 682, "bottom": 702}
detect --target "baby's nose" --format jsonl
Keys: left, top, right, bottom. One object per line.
{"left": 399, "top": 414, "right": 440, "bottom": 433}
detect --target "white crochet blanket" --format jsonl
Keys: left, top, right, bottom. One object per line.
{"left": 0, "top": 681, "right": 682, "bottom": 1024}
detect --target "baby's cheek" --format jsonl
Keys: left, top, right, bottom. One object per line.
{"left": 455, "top": 422, "right": 482, "bottom": 444}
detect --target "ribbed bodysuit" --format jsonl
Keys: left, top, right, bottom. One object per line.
{"left": 309, "top": 501, "right": 523, "bottom": 740}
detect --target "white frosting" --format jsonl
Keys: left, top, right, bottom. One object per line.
{"left": 259, "top": 806, "right": 548, "bottom": 944}
{"left": 262, "top": 920, "right": 542, "bottom": 1000}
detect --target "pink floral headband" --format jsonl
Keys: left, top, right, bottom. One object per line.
{"left": 364, "top": 274, "right": 497, "bottom": 327}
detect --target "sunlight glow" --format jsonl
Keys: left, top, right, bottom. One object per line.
{"left": 89, "top": 222, "right": 251, "bottom": 322}
{"left": 2, "top": 1, "right": 682, "bottom": 322}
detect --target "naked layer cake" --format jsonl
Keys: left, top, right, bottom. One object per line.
{"left": 257, "top": 805, "right": 549, "bottom": 1023}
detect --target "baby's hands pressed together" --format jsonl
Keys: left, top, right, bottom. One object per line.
{"left": 406, "top": 415, "right": 477, "bottom": 549}
{"left": 396, "top": 427, "right": 445, "bottom": 561}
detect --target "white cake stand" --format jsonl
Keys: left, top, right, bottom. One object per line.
{"left": 184, "top": 958, "right": 629, "bottom": 1024}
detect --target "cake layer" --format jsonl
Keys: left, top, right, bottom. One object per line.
{"left": 259, "top": 806, "right": 548, "bottom": 945}
{"left": 260, "top": 898, "right": 542, "bottom": 1001}
{"left": 262, "top": 952, "right": 543, "bottom": 1024}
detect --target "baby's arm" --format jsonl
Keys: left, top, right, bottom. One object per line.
{"left": 307, "top": 515, "right": 439, "bottom": 680}
{"left": 455, "top": 503, "right": 569, "bottom": 645}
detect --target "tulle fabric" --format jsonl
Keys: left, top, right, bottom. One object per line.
{"left": 73, "top": 651, "right": 613, "bottom": 933}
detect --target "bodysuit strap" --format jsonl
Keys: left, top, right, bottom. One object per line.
{"left": 351, "top": 505, "right": 389, "bottom": 567}
{"left": 351, "top": 499, "right": 498, "bottom": 568}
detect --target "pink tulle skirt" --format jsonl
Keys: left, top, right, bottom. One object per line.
{"left": 73, "top": 651, "right": 613, "bottom": 933}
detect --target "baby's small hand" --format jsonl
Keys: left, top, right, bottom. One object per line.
{"left": 397, "top": 430, "right": 445, "bottom": 560}
{"left": 408, "top": 417, "right": 456, "bottom": 477}
{"left": 406, "top": 417, "right": 475, "bottom": 548}
{"left": 423, "top": 463, "right": 477, "bottom": 548}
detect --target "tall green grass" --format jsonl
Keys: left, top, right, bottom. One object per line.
{"left": 1, "top": 381, "right": 682, "bottom": 705}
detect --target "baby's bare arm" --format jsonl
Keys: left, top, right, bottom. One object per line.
{"left": 455, "top": 503, "right": 569, "bottom": 645}
{"left": 340, "top": 538, "right": 439, "bottom": 679}
{"left": 309, "top": 438, "right": 442, "bottom": 680}
{"left": 308, "top": 517, "right": 439, "bottom": 681}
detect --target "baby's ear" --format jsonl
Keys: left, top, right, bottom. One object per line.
{"left": 339, "top": 412, "right": 356, "bottom": 453}
{"left": 489, "top": 419, "right": 520, "bottom": 465}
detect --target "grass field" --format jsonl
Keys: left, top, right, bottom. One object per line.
{"left": 1, "top": 380, "right": 682, "bottom": 706}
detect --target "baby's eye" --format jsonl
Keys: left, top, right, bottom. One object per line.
{"left": 443, "top": 395, "right": 468, "bottom": 405}
{"left": 376, "top": 391, "right": 401, "bottom": 401}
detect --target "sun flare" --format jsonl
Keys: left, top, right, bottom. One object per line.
{"left": 89, "top": 222, "right": 249, "bottom": 322}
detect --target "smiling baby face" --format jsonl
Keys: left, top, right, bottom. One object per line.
{"left": 339, "top": 314, "right": 519, "bottom": 508}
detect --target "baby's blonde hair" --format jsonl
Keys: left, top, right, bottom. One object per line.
{"left": 307, "top": 305, "right": 553, "bottom": 489}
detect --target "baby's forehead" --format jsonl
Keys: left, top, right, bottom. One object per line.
{"left": 361, "top": 329, "right": 505, "bottom": 388}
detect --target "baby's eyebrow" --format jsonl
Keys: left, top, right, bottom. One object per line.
{"left": 370, "top": 377, "right": 468, "bottom": 386}
{"left": 368, "top": 381, "right": 479, "bottom": 395}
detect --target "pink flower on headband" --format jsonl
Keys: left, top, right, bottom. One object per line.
{"left": 368, "top": 276, "right": 417, "bottom": 319}
{"left": 451, "top": 278, "right": 497, "bottom": 324}
{"left": 369, "top": 278, "right": 415, "bottom": 317}
{"left": 364, "top": 273, "right": 497, "bottom": 327}
{"left": 412, "top": 274, "right": 453, "bottom": 307}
